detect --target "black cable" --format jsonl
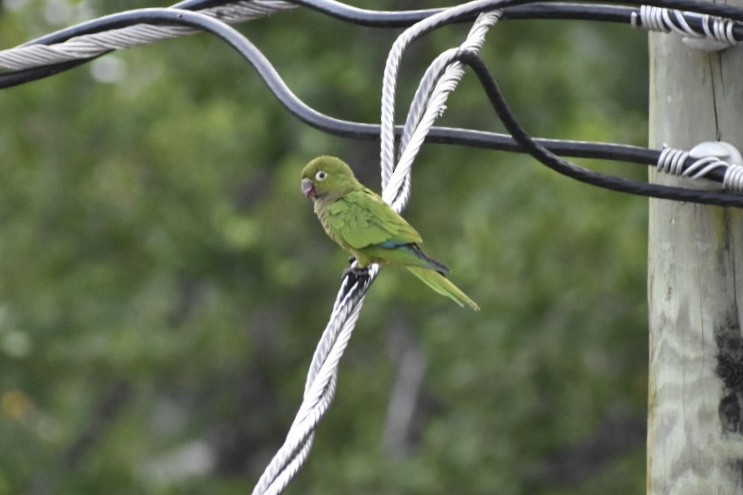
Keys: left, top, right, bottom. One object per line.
{"left": 1, "top": 1, "right": 742, "bottom": 206}
{"left": 0, "top": 1, "right": 641, "bottom": 87}
{"left": 458, "top": 49, "right": 743, "bottom": 208}
{"left": 0, "top": 4, "right": 660, "bottom": 169}
{"left": 171, "top": 0, "right": 743, "bottom": 26}
{"left": 175, "top": 0, "right": 638, "bottom": 27}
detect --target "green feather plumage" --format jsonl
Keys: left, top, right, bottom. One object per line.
{"left": 301, "top": 156, "right": 479, "bottom": 311}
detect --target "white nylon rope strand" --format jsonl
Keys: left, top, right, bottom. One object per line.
{"left": 256, "top": 5, "right": 504, "bottom": 492}
{"left": 0, "top": 0, "right": 296, "bottom": 71}
{"left": 258, "top": 3, "right": 506, "bottom": 493}
{"left": 379, "top": 0, "right": 505, "bottom": 195}
{"left": 385, "top": 10, "right": 502, "bottom": 209}
{"left": 400, "top": 11, "right": 501, "bottom": 152}
{"left": 251, "top": 266, "right": 378, "bottom": 495}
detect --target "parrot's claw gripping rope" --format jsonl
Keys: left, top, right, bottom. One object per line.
{"left": 342, "top": 264, "right": 370, "bottom": 286}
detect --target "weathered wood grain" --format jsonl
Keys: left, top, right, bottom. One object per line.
{"left": 648, "top": 2, "right": 743, "bottom": 493}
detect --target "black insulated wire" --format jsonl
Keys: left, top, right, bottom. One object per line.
{"left": 0, "top": 4, "right": 657, "bottom": 167}
{"left": 457, "top": 50, "right": 743, "bottom": 208}
{"left": 1, "top": 1, "right": 743, "bottom": 206}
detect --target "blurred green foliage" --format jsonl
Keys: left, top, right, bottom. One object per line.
{"left": 0, "top": 1, "right": 649, "bottom": 494}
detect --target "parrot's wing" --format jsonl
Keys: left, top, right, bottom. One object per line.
{"left": 327, "top": 188, "right": 422, "bottom": 250}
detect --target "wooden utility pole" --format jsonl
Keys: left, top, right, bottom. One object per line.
{"left": 648, "top": 1, "right": 743, "bottom": 493}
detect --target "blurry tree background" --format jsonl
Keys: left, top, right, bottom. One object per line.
{"left": 0, "top": 1, "right": 649, "bottom": 494}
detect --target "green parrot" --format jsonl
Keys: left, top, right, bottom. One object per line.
{"left": 301, "top": 156, "right": 479, "bottom": 311}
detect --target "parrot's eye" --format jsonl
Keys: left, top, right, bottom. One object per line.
{"left": 315, "top": 171, "right": 328, "bottom": 181}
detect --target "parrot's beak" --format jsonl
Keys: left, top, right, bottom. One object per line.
{"left": 301, "top": 178, "right": 317, "bottom": 199}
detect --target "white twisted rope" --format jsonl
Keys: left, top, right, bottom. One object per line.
{"left": 0, "top": 1, "right": 295, "bottom": 71}
{"left": 255, "top": 4, "right": 504, "bottom": 494}
{"left": 386, "top": 10, "right": 502, "bottom": 209}
{"left": 631, "top": 5, "right": 739, "bottom": 49}
{"left": 379, "top": 0, "right": 505, "bottom": 192}
{"left": 251, "top": 266, "right": 377, "bottom": 495}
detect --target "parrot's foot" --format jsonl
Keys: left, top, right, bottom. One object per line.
{"left": 342, "top": 264, "right": 369, "bottom": 285}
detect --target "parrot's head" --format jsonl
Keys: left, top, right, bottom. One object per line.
{"left": 301, "top": 156, "right": 359, "bottom": 201}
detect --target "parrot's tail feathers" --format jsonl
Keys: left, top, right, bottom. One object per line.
{"left": 364, "top": 242, "right": 449, "bottom": 275}
{"left": 405, "top": 266, "right": 480, "bottom": 311}
{"left": 366, "top": 243, "right": 450, "bottom": 274}
{"left": 406, "top": 244, "right": 450, "bottom": 274}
